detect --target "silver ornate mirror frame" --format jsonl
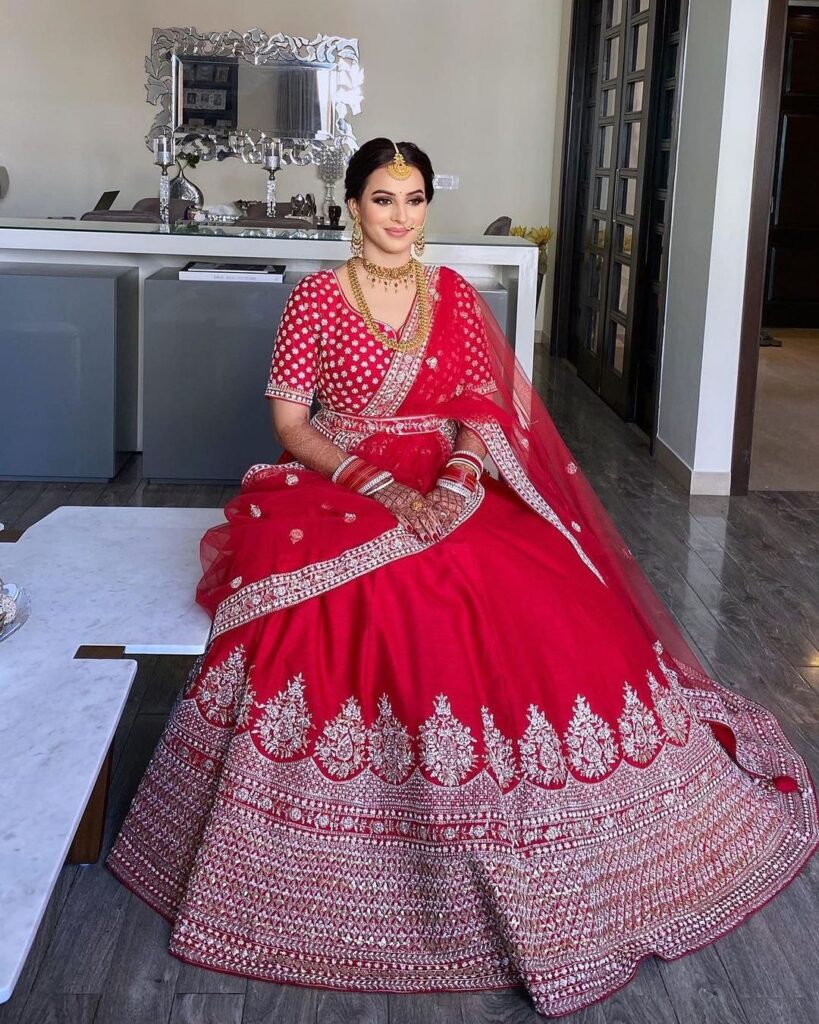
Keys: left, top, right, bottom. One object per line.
{"left": 145, "top": 27, "right": 364, "bottom": 165}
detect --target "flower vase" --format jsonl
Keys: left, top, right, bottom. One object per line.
{"left": 169, "top": 161, "right": 204, "bottom": 206}
{"left": 537, "top": 249, "right": 548, "bottom": 313}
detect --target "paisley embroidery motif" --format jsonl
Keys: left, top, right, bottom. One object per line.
{"left": 250, "top": 504, "right": 262, "bottom": 518}
{"left": 481, "top": 706, "right": 517, "bottom": 789}
{"left": 656, "top": 651, "right": 681, "bottom": 689}
{"left": 419, "top": 694, "right": 476, "bottom": 786}
{"left": 519, "top": 703, "right": 568, "bottom": 785}
{"left": 235, "top": 674, "right": 257, "bottom": 729}
{"left": 619, "top": 683, "right": 662, "bottom": 764}
{"left": 565, "top": 695, "right": 619, "bottom": 779}
{"left": 315, "top": 697, "right": 367, "bottom": 779}
{"left": 368, "top": 694, "right": 415, "bottom": 784}
{"left": 196, "top": 646, "right": 247, "bottom": 726}
{"left": 253, "top": 672, "right": 313, "bottom": 757}
{"left": 648, "top": 670, "right": 690, "bottom": 745}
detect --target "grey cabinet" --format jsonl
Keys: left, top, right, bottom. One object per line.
{"left": 143, "top": 269, "right": 297, "bottom": 481}
{"left": 0, "top": 264, "right": 137, "bottom": 480}
{"left": 142, "top": 269, "right": 511, "bottom": 482}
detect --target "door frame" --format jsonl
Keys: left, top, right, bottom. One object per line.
{"left": 552, "top": 0, "right": 590, "bottom": 364}
{"left": 731, "top": 0, "right": 797, "bottom": 495}
{"left": 551, "top": 0, "right": 688, "bottom": 447}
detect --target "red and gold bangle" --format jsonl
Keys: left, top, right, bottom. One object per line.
{"left": 437, "top": 477, "right": 474, "bottom": 499}
{"left": 450, "top": 449, "right": 484, "bottom": 474}
{"left": 331, "top": 455, "right": 360, "bottom": 482}
{"left": 442, "top": 463, "right": 479, "bottom": 486}
{"left": 438, "top": 465, "right": 478, "bottom": 493}
{"left": 333, "top": 455, "right": 394, "bottom": 495}
{"left": 447, "top": 457, "right": 482, "bottom": 478}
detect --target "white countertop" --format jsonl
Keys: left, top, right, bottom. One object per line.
{"left": 0, "top": 217, "right": 540, "bottom": 378}
{"left": 0, "top": 505, "right": 223, "bottom": 1001}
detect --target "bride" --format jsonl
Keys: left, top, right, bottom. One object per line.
{"left": 108, "top": 138, "right": 818, "bottom": 1018}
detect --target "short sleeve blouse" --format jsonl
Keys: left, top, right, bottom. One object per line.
{"left": 456, "top": 278, "right": 499, "bottom": 397}
{"left": 264, "top": 277, "right": 321, "bottom": 406}
{"left": 264, "top": 266, "right": 498, "bottom": 412}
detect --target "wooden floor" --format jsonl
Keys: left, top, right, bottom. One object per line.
{"left": 1, "top": 350, "right": 817, "bottom": 1023}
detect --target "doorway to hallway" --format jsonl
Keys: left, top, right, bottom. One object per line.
{"left": 552, "top": 0, "right": 685, "bottom": 448}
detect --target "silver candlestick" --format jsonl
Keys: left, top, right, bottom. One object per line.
{"left": 317, "top": 147, "right": 347, "bottom": 222}
{"left": 261, "top": 139, "right": 282, "bottom": 218}
{"left": 153, "top": 136, "right": 175, "bottom": 225}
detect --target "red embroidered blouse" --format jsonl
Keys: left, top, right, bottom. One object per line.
{"left": 264, "top": 265, "right": 497, "bottom": 413}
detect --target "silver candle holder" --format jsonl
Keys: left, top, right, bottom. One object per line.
{"left": 261, "top": 139, "right": 282, "bottom": 218}
{"left": 153, "top": 135, "right": 175, "bottom": 225}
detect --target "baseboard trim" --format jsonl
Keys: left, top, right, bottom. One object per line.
{"left": 689, "top": 470, "right": 732, "bottom": 496}
{"left": 654, "top": 437, "right": 732, "bottom": 495}
{"left": 654, "top": 436, "right": 693, "bottom": 492}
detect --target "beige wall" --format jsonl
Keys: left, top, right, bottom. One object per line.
{"left": 658, "top": 0, "right": 770, "bottom": 493}
{"left": 0, "top": 0, "right": 569, "bottom": 243}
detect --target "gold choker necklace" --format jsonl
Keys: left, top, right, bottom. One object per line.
{"left": 360, "top": 255, "right": 415, "bottom": 291}
{"left": 347, "top": 257, "right": 429, "bottom": 353}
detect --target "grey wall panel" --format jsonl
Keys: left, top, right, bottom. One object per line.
{"left": 0, "top": 263, "right": 137, "bottom": 480}
{"left": 143, "top": 270, "right": 297, "bottom": 481}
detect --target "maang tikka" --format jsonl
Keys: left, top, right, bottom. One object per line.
{"left": 386, "top": 141, "right": 411, "bottom": 181}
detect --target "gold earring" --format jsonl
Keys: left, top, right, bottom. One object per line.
{"left": 351, "top": 214, "right": 363, "bottom": 258}
{"left": 412, "top": 222, "right": 426, "bottom": 258}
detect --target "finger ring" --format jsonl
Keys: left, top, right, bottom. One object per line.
{"left": 410, "top": 499, "right": 424, "bottom": 511}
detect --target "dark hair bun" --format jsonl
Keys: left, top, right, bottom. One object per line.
{"left": 344, "top": 138, "right": 435, "bottom": 204}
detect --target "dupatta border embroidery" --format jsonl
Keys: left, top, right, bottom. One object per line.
{"left": 464, "top": 417, "right": 607, "bottom": 587}
{"left": 210, "top": 478, "right": 485, "bottom": 642}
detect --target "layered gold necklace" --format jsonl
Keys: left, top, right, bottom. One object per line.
{"left": 346, "top": 256, "right": 429, "bottom": 354}
{"left": 360, "top": 255, "right": 415, "bottom": 291}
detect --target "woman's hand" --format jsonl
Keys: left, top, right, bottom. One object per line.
{"left": 426, "top": 485, "right": 468, "bottom": 528}
{"left": 368, "top": 481, "right": 445, "bottom": 542}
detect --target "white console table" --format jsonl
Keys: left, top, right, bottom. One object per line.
{"left": 0, "top": 219, "right": 539, "bottom": 453}
{"left": 0, "top": 506, "right": 223, "bottom": 1002}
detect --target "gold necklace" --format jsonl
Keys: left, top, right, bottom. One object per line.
{"left": 360, "top": 255, "right": 414, "bottom": 292}
{"left": 347, "top": 257, "right": 429, "bottom": 353}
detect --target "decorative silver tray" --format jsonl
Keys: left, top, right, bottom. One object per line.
{"left": 0, "top": 582, "right": 31, "bottom": 642}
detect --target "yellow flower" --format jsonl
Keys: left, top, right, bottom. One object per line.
{"left": 510, "top": 224, "right": 553, "bottom": 249}
{"left": 528, "top": 225, "right": 553, "bottom": 247}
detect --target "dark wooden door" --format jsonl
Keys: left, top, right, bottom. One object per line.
{"left": 572, "top": 0, "right": 660, "bottom": 419}
{"left": 763, "top": 5, "right": 819, "bottom": 328}
{"left": 634, "top": 0, "right": 684, "bottom": 437}
{"left": 556, "top": 0, "right": 685, "bottom": 438}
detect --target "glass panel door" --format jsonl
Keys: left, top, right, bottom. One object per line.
{"left": 575, "top": 0, "right": 659, "bottom": 419}
{"left": 576, "top": 0, "right": 626, "bottom": 381}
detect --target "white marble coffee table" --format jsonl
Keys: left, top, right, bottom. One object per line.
{"left": 0, "top": 505, "right": 223, "bottom": 1002}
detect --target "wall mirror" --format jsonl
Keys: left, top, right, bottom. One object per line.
{"left": 145, "top": 28, "right": 364, "bottom": 165}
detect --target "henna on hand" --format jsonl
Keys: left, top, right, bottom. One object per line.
{"left": 426, "top": 485, "right": 468, "bottom": 527}
{"left": 369, "top": 481, "right": 445, "bottom": 542}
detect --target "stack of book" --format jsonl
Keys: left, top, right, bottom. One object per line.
{"left": 178, "top": 262, "right": 287, "bottom": 283}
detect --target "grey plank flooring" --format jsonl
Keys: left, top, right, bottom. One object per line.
{"left": 1, "top": 349, "right": 816, "bottom": 1022}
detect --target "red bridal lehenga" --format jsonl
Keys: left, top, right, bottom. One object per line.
{"left": 108, "top": 263, "right": 818, "bottom": 1017}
